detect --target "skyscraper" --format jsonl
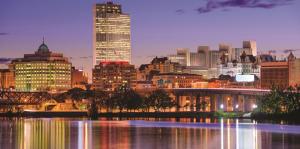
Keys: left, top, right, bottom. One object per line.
{"left": 93, "top": 2, "right": 131, "bottom": 66}
{"left": 243, "top": 40, "right": 257, "bottom": 56}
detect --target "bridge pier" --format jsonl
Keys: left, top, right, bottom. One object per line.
{"left": 196, "top": 95, "right": 200, "bottom": 112}
{"left": 209, "top": 95, "right": 215, "bottom": 112}
{"left": 171, "top": 88, "right": 266, "bottom": 113}
{"left": 233, "top": 95, "right": 239, "bottom": 112}
{"left": 175, "top": 94, "right": 180, "bottom": 112}
{"left": 190, "top": 95, "right": 194, "bottom": 112}
{"left": 223, "top": 95, "right": 228, "bottom": 112}
{"left": 216, "top": 94, "right": 222, "bottom": 111}
{"left": 243, "top": 96, "right": 251, "bottom": 112}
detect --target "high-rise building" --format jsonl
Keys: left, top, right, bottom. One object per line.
{"left": 168, "top": 48, "right": 190, "bottom": 66}
{"left": 93, "top": 2, "right": 131, "bottom": 65}
{"left": 197, "top": 46, "right": 210, "bottom": 68}
{"left": 190, "top": 53, "right": 201, "bottom": 66}
{"left": 243, "top": 40, "right": 257, "bottom": 56}
{"left": 12, "top": 41, "right": 71, "bottom": 92}
{"left": 209, "top": 50, "right": 220, "bottom": 68}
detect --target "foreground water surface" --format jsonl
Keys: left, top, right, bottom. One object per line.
{"left": 0, "top": 118, "right": 299, "bottom": 149}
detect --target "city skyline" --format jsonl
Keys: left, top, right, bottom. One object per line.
{"left": 1, "top": 0, "right": 300, "bottom": 73}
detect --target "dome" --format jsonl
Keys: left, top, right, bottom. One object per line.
{"left": 38, "top": 42, "right": 49, "bottom": 53}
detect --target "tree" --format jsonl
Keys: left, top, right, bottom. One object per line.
{"left": 143, "top": 96, "right": 153, "bottom": 112}
{"left": 147, "top": 89, "right": 173, "bottom": 112}
{"left": 200, "top": 100, "right": 208, "bottom": 112}
{"left": 88, "top": 99, "right": 98, "bottom": 119}
{"left": 67, "top": 88, "right": 85, "bottom": 101}
{"left": 126, "top": 90, "right": 143, "bottom": 112}
{"left": 110, "top": 85, "right": 129, "bottom": 112}
{"left": 93, "top": 90, "right": 108, "bottom": 112}
{"left": 258, "top": 85, "right": 300, "bottom": 114}
{"left": 53, "top": 92, "right": 68, "bottom": 102}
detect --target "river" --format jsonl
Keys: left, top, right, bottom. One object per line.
{"left": 0, "top": 118, "right": 299, "bottom": 149}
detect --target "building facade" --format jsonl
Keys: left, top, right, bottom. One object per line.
{"left": 93, "top": 62, "right": 136, "bottom": 91}
{"left": 12, "top": 42, "right": 71, "bottom": 92}
{"left": 168, "top": 48, "right": 190, "bottom": 66}
{"left": 137, "top": 57, "right": 182, "bottom": 81}
{"left": 93, "top": 2, "right": 131, "bottom": 65}
{"left": 0, "top": 69, "right": 15, "bottom": 89}
{"left": 152, "top": 73, "right": 203, "bottom": 89}
{"left": 260, "top": 61, "right": 289, "bottom": 89}
{"left": 260, "top": 52, "right": 300, "bottom": 89}
{"left": 71, "top": 67, "right": 88, "bottom": 89}
{"left": 289, "top": 55, "right": 300, "bottom": 87}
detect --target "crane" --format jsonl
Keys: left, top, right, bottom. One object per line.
{"left": 283, "top": 49, "right": 300, "bottom": 54}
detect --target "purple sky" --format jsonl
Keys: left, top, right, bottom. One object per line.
{"left": 1, "top": 0, "right": 300, "bottom": 78}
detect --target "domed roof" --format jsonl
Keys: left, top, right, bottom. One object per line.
{"left": 37, "top": 38, "right": 49, "bottom": 53}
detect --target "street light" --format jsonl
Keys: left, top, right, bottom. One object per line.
{"left": 220, "top": 104, "right": 224, "bottom": 109}
{"left": 252, "top": 104, "right": 257, "bottom": 109}
{"left": 235, "top": 104, "right": 239, "bottom": 109}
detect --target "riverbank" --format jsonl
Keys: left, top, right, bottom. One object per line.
{"left": 0, "top": 111, "right": 245, "bottom": 118}
{"left": 251, "top": 112, "right": 300, "bottom": 123}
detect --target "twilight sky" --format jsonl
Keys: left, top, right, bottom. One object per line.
{"left": 1, "top": 0, "right": 300, "bottom": 78}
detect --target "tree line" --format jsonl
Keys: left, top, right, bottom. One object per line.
{"left": 54, "top": 86, "right": 175, "bottom": 113}
{"left": 257, "top": 86, "right": 300, "bottom": 114}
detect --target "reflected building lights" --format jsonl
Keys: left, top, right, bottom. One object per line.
{"left": 236, "top": 119, "right": 239, "bottom": 149}
{"left": 221, "top": 118, "right": 224, "bottom": 149}
{"left": 227, "top": 119, "right": 231, "bottom": 149}
{"left": 0, "top": 119, "right": 298, "bottom": 149}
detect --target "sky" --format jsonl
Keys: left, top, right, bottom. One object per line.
{"left": 1, "top": 0, "right": 300, "bottom": 79}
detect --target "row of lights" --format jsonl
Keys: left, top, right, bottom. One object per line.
{"left": 219, "top": 104, "right": 257, "bottom": 109}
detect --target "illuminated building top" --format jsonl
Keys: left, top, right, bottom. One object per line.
{"left": 93, "top": 2, "right": 131, "bottom": 65}
{"left": 12, "top": 41, "right": 71, "bottom": 92}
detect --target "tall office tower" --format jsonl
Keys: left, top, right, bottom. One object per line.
{"left": 243, "top": 40, "right": 257, "bottom": 56}
{"left": 93, "top": 2, "right": 131, "bottom": 66}
{"left": 197, "top": 46, "right": 210, "bottom": 68}
{"left": 190, "top": 53, "right": 201, "bottom": 66}
{"left": 219, "top": 44, "right": 233, "bottom": 62}
{"left": 168, "top": 48, "right": 190, "bottom": 66}
{"left": 209, "top": 51, "right": 220, "bottom": 68}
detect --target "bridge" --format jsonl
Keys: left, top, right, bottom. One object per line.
{"left": 167, "top": 88, "right": 270, "bottom": 112}
{"left": 0, "top": 88, "right": 271, "bottom": 113}
{"left": 0, "top": 91, "right": 52, "bottom": 111}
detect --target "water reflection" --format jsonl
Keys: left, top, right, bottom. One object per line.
{"left": 0, "top": 118, "right": 299, "bottom": 149}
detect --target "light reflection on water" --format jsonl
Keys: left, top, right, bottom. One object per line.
{"left": 0, "top": 118, "right": 299, "bottom": 149}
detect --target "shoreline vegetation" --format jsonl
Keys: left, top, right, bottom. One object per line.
{"left": 1, "top": 85, "right": 300, "bottom": 122}
{"left": 0, "top": 111, "right": 241, "bottom": 118}
{"left": 0, "top": 111, "right": 299, "bottom": 123}
{"left": 252, "top": 85, "right": 300, "bottom": 122}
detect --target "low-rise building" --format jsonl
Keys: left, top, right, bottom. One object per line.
{"left": 71, "top": 67, "right": 88, "bottom": 89}
{"left": 260, "top": 61, "right": 289, "bottom": 89}
{"left": 0, "top": 69, "right": 15, "bottom": 89}
{"left": 260, "top": 52, "right": 300, "bottom": 89}
{"left": 152, "top": 73, "right": 203, "bottom": 89}
{"left": 93, "top": 62, "right": 136, "bottom": 91}
{"left": 289, "top": 55, "right": 300, "bottom": 87}
{"left": 137, "top": 57, "right": 182, "bottom": 81}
